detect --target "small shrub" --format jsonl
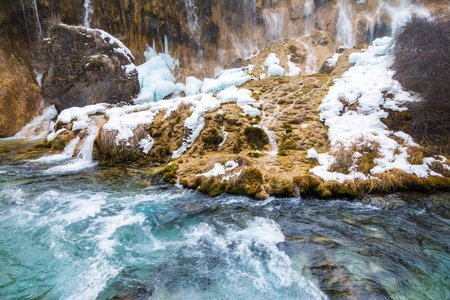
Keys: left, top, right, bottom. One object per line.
{"left": 244, "top": 127, "right": 269, "bottom": 149}
{"left": 392, "top": 17, "right": 450, "bottom": 154}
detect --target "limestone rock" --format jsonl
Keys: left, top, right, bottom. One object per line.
{"left": 0, "top": 49, "right": 42, "bottom": 137}
{"left": 40, "top": 24, "right": 139, "bottom": 112}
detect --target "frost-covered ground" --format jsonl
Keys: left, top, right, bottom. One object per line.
{"left": 307, "top": 37, "right": 447, "bottom": 182}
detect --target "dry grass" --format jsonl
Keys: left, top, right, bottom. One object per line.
{"left": 98, "top": 125, "right": 147, "bottom": 161}
{"left": 407, "top": 146, "right": 424, "bottom": 165}
{"left": 329, "top": 145, "right": 354, "bottom": 174}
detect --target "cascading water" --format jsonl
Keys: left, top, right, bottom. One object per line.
{"left": 31, "top": 0, "right": 42, "bottom": 40}
{"left": 336, "top": 0, "right": 354, "bottom": 48}
{"left": 19, "top": 0, "right": 32, "bottom": 48}
{"left": 184, "top": 0, "right": 200, "bottom": 40}
{"left": 83, "top": 0, "right": 93, "bottom": 28}
{"left": 303, "top": 0, "right": 315, "bottom": 36}
{"left": 298, "top": 41, "right": 317, "bottom": 75}
{"left": 44, "top": 125, "right": 99, "bottom": 174}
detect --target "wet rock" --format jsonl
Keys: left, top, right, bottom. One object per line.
{"left": 362, "top": 194, "right": 407, "bottom": 209}
{"left": 40, "top": 24, "right": 139, "bottom": 112}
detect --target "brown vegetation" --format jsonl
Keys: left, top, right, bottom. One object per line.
{"left": 392, "top": 17, "right": 450, "bottom": 155}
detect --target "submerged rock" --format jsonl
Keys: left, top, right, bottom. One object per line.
{"left": 40, "top": 24, "right": 139, "bottom": 112}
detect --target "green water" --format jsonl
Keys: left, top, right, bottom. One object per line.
{"left": 0, "top": 140, "right": 449, "bottom": 299}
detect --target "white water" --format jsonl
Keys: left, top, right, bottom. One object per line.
{"left": 336, "top": 0, "right": 354, "bottom": 48}
{"left": 14, "top": 105, "right": 58, "bottom": 139}
{"left": 83, "top": 0, "right": 93, "bottom": 28}
{"left": 32, "top": 137, "right": 80, "bottom": 163}
{"left": 44, "top": 125, "right": 99, "bottom": 174}
{"left": 31, "top": 0, "right": 42, "bottom": 40}
{"left": 303, "top": 0, "right": 315, "bottom": 36}
{"left": 298, "top": 41, "right": 317, "bottom": 75}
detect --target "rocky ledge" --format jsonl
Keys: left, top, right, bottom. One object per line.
{"left": 25, "top": 36, "right": 449, "bottom": 200}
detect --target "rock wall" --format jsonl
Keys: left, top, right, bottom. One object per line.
{"left": 1, "top": 0, "right": 449, "bottom": 136}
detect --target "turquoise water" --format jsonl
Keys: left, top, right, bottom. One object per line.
{"left": 0, "top": 154, "right": 449, "bottom": 299}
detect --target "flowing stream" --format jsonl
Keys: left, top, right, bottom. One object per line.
{"left": 0, "top": 138, "right": 449, "bottom": 299}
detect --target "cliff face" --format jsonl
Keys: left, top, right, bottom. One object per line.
{"left": 1, "top": 0, "right": 449, "bottom": 136}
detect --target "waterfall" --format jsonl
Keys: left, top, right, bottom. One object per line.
{"left": 31, "top": 0, "right": 42, "bottom": 40}
{"left": 298, "top": 41, "right": 317, "bottom": 75}
{"left": 336, "top": 0, "right": 354, "bottom": 48}
{"left": 83, "top": 0, "right": 93, "bottom": 28}
{"left": 304, "top": 0, "right": 315, "bottom": 36}
{"left": 44, "top": 125, "right": 99, "bottom": 174}
{"left": 184, "top": 0, "right": 200, "bottom": 39}
{"left": 19, "top": 0, "right": 32, "bottom": 47}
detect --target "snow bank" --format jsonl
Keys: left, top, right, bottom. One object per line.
{"left": 201, "top": 68, "right": 252, "bottom": 94}
{"left": 263, "top": 53, "right": 285, "bottom": 76}
{"left": 195, "top": 161, "right": 239, "bottom": 178}
{"left": 217, "top": 87, "right": 261, "bottom": 117}
{"left": 309, "top": 37, "right": 440, "bottom": 181}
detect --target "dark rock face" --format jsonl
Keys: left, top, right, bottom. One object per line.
{"left": 41, "top": 24, "right": 139, "bottom": 112}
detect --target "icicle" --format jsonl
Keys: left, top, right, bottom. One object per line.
{"left": 83, "top": 0, "right": 93, "bottom": 28}
{"left": 164, "top": 34, "right": 169, "bottom": 54}
{"left": 31, "top": 0, "right": 42, "bottom": 40}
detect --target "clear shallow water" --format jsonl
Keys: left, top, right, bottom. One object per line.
{"left": 0, "top": 157, "right": 449, "bottom": 299}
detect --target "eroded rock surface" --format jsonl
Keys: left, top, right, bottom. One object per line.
{"left": 40, "top": 24, "right": 139, "bottom": 112}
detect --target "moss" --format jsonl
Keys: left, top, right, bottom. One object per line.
{"left": 412, "top": 176, "right": 450, "bottom": 192}
{"left": 283, "top": 123, "right": 293, "bottom": 133}
{"left": 160, "top": 163, "right": 179, "bottom": 184}
{"left": 0, "top": 147, "right": 10, "bottom": 154}
{"left": 279, "top": 134, "right": 300, "bottom": 151}
{"left": 209, "top": 182, "right": 227, "bottom": 197}
{"left": 270, "top": 178, "right": 296, "bottom": 197}
{"left": 98, "top": 151, "right": 118, "bottom": 167}
{"left": 293, "top": 175, "right": 321, "bottom": 194}
{"left": 35, "top": 141, "right": 52, "bottom": 149}
{"left": 248, "top": 152, "right": 262, "bottom": 158}
{"left": 201, "top": 127, "right": 222, "bottom": 149}
{"left": 54, "top": 121, "right": 65, "bottom": 131}
{"left": 51, "top": 137, "right": 66, "bottom": 151}
{"left": 244, "top": 127, "right": 269, "bottom": 149}
{"left": 277, "top": 150, "right": 288, "bottom": 156}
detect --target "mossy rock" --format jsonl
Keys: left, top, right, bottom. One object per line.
{"left": 51, "top": 137, "right": 66, "bottom": 151}
{"left": 293, "top": 175, "right": 321, "bottom": 194}
{"left": 283, "top": 123, "right": 293, "bottom": 133}
{"left": 244, "top": 127, "right": 269, "bottom": 149}
{"left": 279, "top": 134, "right": 300, "bottom": 151}
{"left": 0, "top": 147, "right": 10, "bottom": 154}
{"left": 160, "top": 163, "right": 179, "bottom": 184}
{"left": 201, "top": 127, "right": 223, "bottom": 150}
{"left": 248, "top": 152, "right": 262, "bottom": 158}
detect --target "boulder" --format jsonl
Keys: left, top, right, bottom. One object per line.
{"left": 41, "top": 24, "right": 139, "bottom": 112}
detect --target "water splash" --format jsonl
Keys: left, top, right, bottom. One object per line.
{"left": 83, "top": 0, "right": 93, "bottom": 28}
{"left": 44, "top": 125, "right": 99, "bottom": 174}
{"left": 14, "top": 105, "right": 58, "bottom": 139}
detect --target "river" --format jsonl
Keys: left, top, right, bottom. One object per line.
{"left": 0, "top": 138, "right": 449, "bottom": 299}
